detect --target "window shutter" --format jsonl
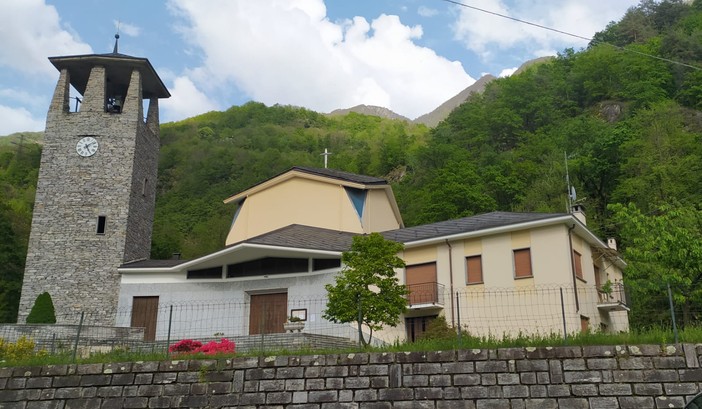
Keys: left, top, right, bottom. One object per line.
{"left": 514, "top": 248, "right": 532, "bottom": 278}
{"left": 466, "top": 255, "right": 483, "bottom": 284}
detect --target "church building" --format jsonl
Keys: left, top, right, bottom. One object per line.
{"left": 21, "top": 44, "right": 628, "bottom": 345}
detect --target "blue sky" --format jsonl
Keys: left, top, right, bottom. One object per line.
{"left": 0, "top": 0, "right": 640, "bottom": 135}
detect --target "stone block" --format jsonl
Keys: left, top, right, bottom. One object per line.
{"left": 497, "top": 348, "right": 526, "bottom": 360}
{"left": 260, "top": 379, "right": 285, "bottom": 391}
{"left": 582, "top": 346, "right": 615, "bottom": 358}
{"left": 519, "top": 372, "right": 536, "bottom": 384}
{"left": 461, "top": 386, "right": 488, "bottom": 399}
{"left": 549, "top": 361, "right": 563, "bottom": 384}
{"left": 475, "top": 361, "right": 507, "bottom": 373}
{"left": 679, "top": 368, "right": 702, "bottom": 382}
{"left": 653, "top": 356, "right": 686, "bottom": 369}
{"left": 503, "top": 385, "right": 529, "bottom": 398}
{"left": 633, "top": 383, "right": 663, "bottom": 395}
{"left": 457, "top": 349, "right": 489, "bottom": 361}
{"left": 563, "top": 371, "right": 602, "bottom": 383}
{"left": 266, "top": 391, "right": 293, "bottom": 404}
{"left": 345, "top": 377, "right": 370, "bottom": 389}
{"left": 481, "top": 374, "right": 496, "bottom": 386}
{"left": 618, "top": 396, "right": 654, "bottom": 409}
{"left": 26, "top": 377, "right": 52, "bottom": 389}
{"left": 516, "top": 360, "right": 548, "bottom": 372}
{"left": 133, "top": 373, "right": 153, "bottom": 385}
{"left": 368, "top": 352, "right": 394, "bottom": 364}
{"left": 354, "top": 389, "right": 378, "bottom": 401}
{"left": 556, "top": 398, "right": 589, "bottom": 409}
{"left": 497, "top": 373, "right": 519, "bottom": 385}
{"left": 598, "top": 383, "right": 632, "bottom": 396}
{"left": 589, "top": 397, "right": 619, "bottom": 409}
{"left": 378, "top": 388, "right": 413, "bottom": 401}
{"left": 79, "top": 374, "right": 111, "bottom": 387}
{"left": 396, "top": 351, "right": 428, "bottom": 363}
{"left": 476, "top": 399, "right": 510, "bottom": 408}
{"left": 97, "top": 386, "right": 123, "bottom": 398}
{"left": 359, "top": 365, "right": 388, "bottom": 376}
{"left": 571, "top": 384, "right": 597, "bottom": 396}
{"left": 643, "top": 369, "right": 679, "bottom": 382}
{"left": 427, "top": 350, "right": 456, "bottom": 362}
{"left": 530, "top": 385, "right": 547, "bottom": 398}
{"left": 438, "top": 401, "right": 477, "bottom": 409}
{"left": 655, "top": 396, "right": 685, "bottom": 408}
{"left": 525, "top": 398, "right": 558, "bottom": 409}
{"left": 277, "top": 367, "right": 304, "bottom": 379}
{"left": 415, "top": 387, "right": 443, "bottom": 400}
{"left": 587, "top": 358, "right": 618, "bottom": 370}
{"left": 402, "top": 375, "right": 428, "bottom": 387}
{"left": 546, "top": 384, "right": 570, "bottom": 397}
{"left": 429, "top": 374, "right": 452, "bottom": 386}
{"left": 562, "top": 359, "right": 586, "bottom": 371}
{"left": 326, "top": 377, "right": 343, "bottom": 389}
{"left": 308, "top": 390, "right": 338, "bottom": 402}
{"left": 664, "top": 382, "right": 699, "bottom": 395}
{"left": 618, "top": 357, "right": 652, "bottom": 370}
{"left": 111, "top": 373, "right": 135, "bottom": 385}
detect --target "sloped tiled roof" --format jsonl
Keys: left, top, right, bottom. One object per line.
{"left": 383, "top": 211, "right": 567, "bottom": 243}
{"left": 291, "top": 166, "right": 387, "bottom": 185}
{"left": 239, "top": 224, "right": 357, "bottom": 251}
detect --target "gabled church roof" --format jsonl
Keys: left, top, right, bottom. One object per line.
{"left": 223, "top": 166, "right": 389, "bottom": 204}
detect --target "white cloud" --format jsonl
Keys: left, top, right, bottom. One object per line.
{"left": 168, "top": 0, "right": 474, "bottom": 119}
{"left": 115, "top": 20, "right": 141, "bottom": 37}
{"left": 498, "top": 67, "right": 518, "bottom": 77}
{"left": 160, "top": 76, "right": 219, "bottom": 123}
{"left": 0, "top": 105, "right": 45, "bottom": 135}
{"left": 418, "top": 6, "right": 439, "bottom": 17}
{"left": 452, "top": 0, "right": 639, "bottom": 62}
{"left": 0, "top": 0, "right": 92, "bottom": 76}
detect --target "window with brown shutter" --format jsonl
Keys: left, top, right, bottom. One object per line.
{"left": 466, "top": 255, "right": 483, "bottom": 284}
{"left": 513, "top": 248, "right": 532, "bottom": 278}
{"left": 573, "top": 251, "right": 584, "bottom": 281}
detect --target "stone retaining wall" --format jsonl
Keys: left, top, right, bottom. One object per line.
{"left": 2, "top": 344, "right": 702, "bottom": 408}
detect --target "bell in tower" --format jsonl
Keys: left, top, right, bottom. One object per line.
{"left": 18, "top": 35, "right": 170, "bottom": 325}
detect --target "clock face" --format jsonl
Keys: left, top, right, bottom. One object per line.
{"left": 76, "top": 136, "right": 98, "bottom": 157}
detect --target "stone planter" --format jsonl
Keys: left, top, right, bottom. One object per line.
{"left": 283, "top": 321, "right": 305, "bottom": 333}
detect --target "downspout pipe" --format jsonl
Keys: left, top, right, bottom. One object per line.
{"left": 568, "top": 224, "right": 580, "bottom": 311}
{"left": 446, "top": 240, "right": 455, "bottom": 328}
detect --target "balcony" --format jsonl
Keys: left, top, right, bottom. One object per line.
{"left": 406, "top": 282, "right": 445, "bottom": 309}
{"left": 597, "top": 282, "right": 629, "bottom": 312}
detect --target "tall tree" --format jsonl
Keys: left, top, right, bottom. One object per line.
{"left": 610, "top": 202, "right": 702, "bottom": 328}
{"left": 323, "top": 233, "right": 407, "bottom": 346}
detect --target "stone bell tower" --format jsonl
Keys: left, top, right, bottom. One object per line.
{"left": 18, "top": 37, "right": 170, "bottom": 325}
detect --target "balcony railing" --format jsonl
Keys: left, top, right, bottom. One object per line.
{"left": 596, "top": 282, "right": 629, "bottom": 312}
{"left": 406, "top": 282, "right": 445, "bottom": 308}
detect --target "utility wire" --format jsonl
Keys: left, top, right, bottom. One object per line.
{"left": 441, "top": 0, "right": 702, "bottom": 71}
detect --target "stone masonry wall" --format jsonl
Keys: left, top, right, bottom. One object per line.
{"left": 2, "top": 344, "right": 702, "bottom": 409}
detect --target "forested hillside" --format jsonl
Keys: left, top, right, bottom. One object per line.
{"left": 1, "top": 0, "right": 701, "bottom": 327}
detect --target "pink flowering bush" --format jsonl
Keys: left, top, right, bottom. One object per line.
{"left": 168, "top": 338, "right": 235, "bottom": 355}
{"left": 198, "top": 338, "right": 236, "bottom": 355}
{"left": 169, "top": 339, "right": 202, "bottom": 353}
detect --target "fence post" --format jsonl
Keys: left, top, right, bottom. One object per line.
{"left": 667, "top": 282, "right": 679, "bottom": 345}
{"left": 560, "top": 288, "right": 568, "bottom": 344}
{"left": 166, "top": 305, "right": 173, "bottom": 357}
{"left": 357, "top": 293, "right": 363, "bottom": 348}
{"left": 71, "top": 312, "right": 85, "bottom": 363}
{"left": 455, "top": 291, "right": 462, "bottom": 345}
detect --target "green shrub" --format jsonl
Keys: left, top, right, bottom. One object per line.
{"left": 26, "top": 292, "right": 56, "bottom": 324}
{"left": 418, "top": 315, "right": 457, "bottom": 341}
{"left": 0, "top": 336, "right": 39, "bottom": 361}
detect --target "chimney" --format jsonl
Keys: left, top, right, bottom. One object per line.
{"left": 607, "top": 238, "right": 617, "bottom": 251}
{"left": 171, "top": 252, "right": 181, "bottom": 260}
{"left": 571, "top": 204, "right": 586, "bottom": 225}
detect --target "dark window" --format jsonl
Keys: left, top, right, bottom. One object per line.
{"left": 227, "top": 257, "right": 308, "bottom": 278}
{"left": 96, "top": 216, "right": 106, "bottom": 234}
{"left": 466, "top": 255, "right": 483, "bottom": 284}
{"left": 313, "top": 258, "right": 341, "bottom": 271}
{"left": 187, "top": 267, "right": 223, "bottom": 279}
{"left": 513, "top": 248, "right": 532, "bottom": 278}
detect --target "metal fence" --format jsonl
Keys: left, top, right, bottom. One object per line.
{"left": 2, "top": 282, "right": 697, "bottom": 361}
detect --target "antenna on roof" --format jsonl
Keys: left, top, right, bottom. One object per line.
{"left": 565, "top": 151, "right": 576, "bottom": 212}
{"left": 113, "top": 21, "right": 121, "bottom": 53}
{"left": 321, "top": 148, "right": 332, "bottom": 169}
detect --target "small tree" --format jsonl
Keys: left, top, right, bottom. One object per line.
{"left": 323, "top": 233, "right": 407, "bottom": 346}
{"left": 26, "top": 292, "right": 56, "bottom": 324}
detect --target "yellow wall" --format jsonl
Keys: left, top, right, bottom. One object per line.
{"left": 225, "top": 177, "right": 402, "bottom": 245}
